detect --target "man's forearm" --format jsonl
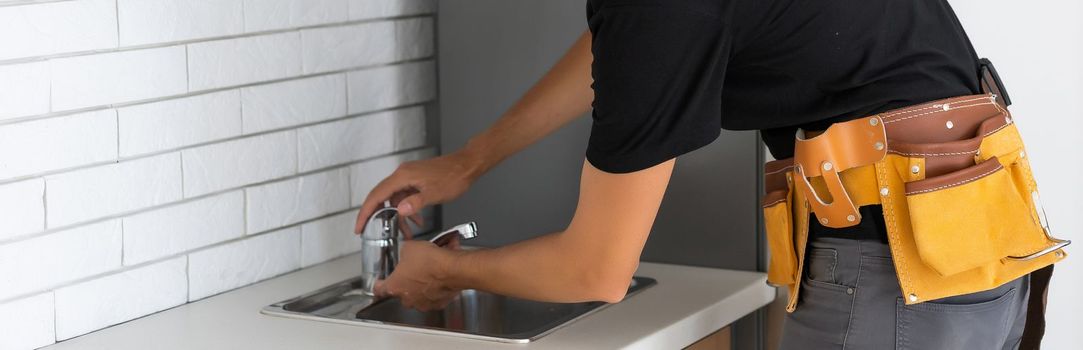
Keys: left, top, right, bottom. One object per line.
{"left": 445, "top": 231, "right": 631, "bottom": 303}
{"left": 458, "top": 31, "right": 595, "bottom": 176}
{"left": 440, "top": 160, "right": 675, "bottom": 304}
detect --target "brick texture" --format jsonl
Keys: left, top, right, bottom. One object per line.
{"left": 0, "top": 3, "right": 436, "bottom": 346}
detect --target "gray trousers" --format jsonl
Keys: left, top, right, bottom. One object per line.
{"left": 779, "top": 237, "right": 1030, "bottom": 350}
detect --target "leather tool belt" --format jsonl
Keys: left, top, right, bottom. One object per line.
{"left": 762, "top": 66, "right": 1070, "bottom": 348}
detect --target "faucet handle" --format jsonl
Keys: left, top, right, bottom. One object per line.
{"left": 428, "top": 222, "right": 479, "bottom": 247}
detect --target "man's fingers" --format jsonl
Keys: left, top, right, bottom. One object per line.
{"left": 408, "top": 213, "right": 424, "bottom": 228}
{"left": 397, "top": 215, "right": 415, "bottom": 239}
{"left": 355, "top": 177, "right": 409, "bottom": 233}
{"left": 373, "top": 280, "right": 390, "bottom": 297}
{"left": 395, "top": 193, "right": 426, "bottom": 217}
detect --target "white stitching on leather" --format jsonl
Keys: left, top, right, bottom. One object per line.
{"left": 764, "top": 165, "right": 794, "bottom": 175}
{"left": 882, "top": 102, "right": 994, "bottom": 124}
{"left": 981, "top": 122, "right": 1011, "bottom": 138}
{"left": 888, "top": 149, "right": 978, "bottom": 157}
{"left": 875, "top": 162, "right": 913, "bottom": 294}
{"left": 881, "top": 96, "right": 994, "bottom": 119}
{"left": 905, "top": 164, "right": 1003, "bottom": 195}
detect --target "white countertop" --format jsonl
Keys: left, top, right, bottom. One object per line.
{"left": 43, "top": 254, "right": 773, "bottom": 350}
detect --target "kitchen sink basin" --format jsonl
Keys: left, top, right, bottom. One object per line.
{"left": 261, "top": 276, "right": 656, "bottom": 343}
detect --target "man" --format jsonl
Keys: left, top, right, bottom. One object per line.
{"left": 354, "top": 1, "right": 1064, "bottom": 348}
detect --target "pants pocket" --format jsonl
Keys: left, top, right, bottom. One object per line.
{"left": 895, "top": 284, "right": 1022, "bottom": 350}
{"left": 779, "top": 279, "right": 855, "bottom": 350}
{"left": 765, "top": 189, "right": 798, "bottom": 286}
{"left": 806, "top": 248, "right": 839, "bottom": 285}
{"left": 904, "top": 156, "right": 1047, "bottom": 276}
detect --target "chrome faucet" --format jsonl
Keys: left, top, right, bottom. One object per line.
{"left": 358, "top": 202, "right": 479, "bottom": 295}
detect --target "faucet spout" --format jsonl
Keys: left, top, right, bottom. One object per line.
{"left": 359, "top": 203, "right": 402, "bottom": 295}
{"left": 357, "top": 202, "right": 480, "bottom": 296}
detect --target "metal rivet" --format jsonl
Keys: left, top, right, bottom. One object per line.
{"left": 1019, "top": 150, "right": 1026, "bottom": 158}
{"left": 1005, "top": 116, "right": 1012, "bottom": 124}
{"left": 820, "top": 218, "right": 829, "bottom": 225}
{"left": 942, "top": 104, "right": 951, "bottom": 111}
{"left": 880, "top": 187, "right": 889, "bottom": 196}
{"left": 909, "top": 294, "right": 919, "bottom": 302}
{"left": 1056, "top": 251, "right": 1065, "bottom": 258}
{"left": 846, "top": 288, "right": 855, "bottom": 295}
{"left": 946, "top": 121, "right": 954, "bottom": 129}
{"left": 786, "top": 173, "right": 793, "bottom": 182}
{"left": 869, "top": 118, "right": 879, "bottom": 126}
{"left": 874, "top": 142, "right": 885, "bottom": 151}
{"left": 910, "top": 165, "right": 920, "bottom": 174}
{"left": 847, "top": 215, "right": 856, "bottom": 222}
{"left": 822, "top": 162, "right": 833, "bottom": 171}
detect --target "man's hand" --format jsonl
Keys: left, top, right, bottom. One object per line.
{"left": 374, "top": 240, "right": 463, "bottom": 311}
{"left": 354, "top": 151, "right": 484, "bottom": 234}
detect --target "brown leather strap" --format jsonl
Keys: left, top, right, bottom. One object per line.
{"left": 979, "top": 58, "right": 1012, "bottom": 108}
{"left": 1019, "top": 264, "right": 1054, "bottom": 350}
{"left": 792, "top": 116, "right": 887, "bottom": 228}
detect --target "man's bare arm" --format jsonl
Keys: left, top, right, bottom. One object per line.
{"left": 357, "top": 31, "right": 595, "bottom": 228}
{"left": 444, "top": 159, "right": 673, "bottom": 303}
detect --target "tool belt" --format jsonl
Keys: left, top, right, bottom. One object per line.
{"left": 762, "top": 62, "right": 1069, "bottom": 348}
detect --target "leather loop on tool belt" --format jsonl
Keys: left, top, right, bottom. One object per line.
{"left": 793, "top": 117, "right": 886, "bottom": 228}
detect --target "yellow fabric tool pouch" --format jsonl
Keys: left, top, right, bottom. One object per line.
{"left": 901, "top": 117, "right": 1052, "bottom": 277}
{"left": 764, "top": 187, "right": 797, "bottom": 286}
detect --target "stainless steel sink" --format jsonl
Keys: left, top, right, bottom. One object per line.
{"left": 261, "top": 276, "right": 656, "bottom": 343}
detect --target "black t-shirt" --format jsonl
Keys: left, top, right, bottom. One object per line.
{"left": 584, "top": 0, "right": 982, "bottom": 173}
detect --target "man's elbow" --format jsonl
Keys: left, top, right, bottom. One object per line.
{"left": 579, "top": 263, "right": 637, "bottom": 303}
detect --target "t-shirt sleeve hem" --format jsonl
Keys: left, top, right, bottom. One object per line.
{"left": 585, "top": 128, "right": 721, "bottom": 174}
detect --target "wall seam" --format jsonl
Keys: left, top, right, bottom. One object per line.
{"left": 0, "top": 100, "right": 432, "bottom": 186}
{"left": 0, "top": 146, "right": 432, "bottom": 247}
{"left": 0, "top": 202, "right": 378, "bottom": 305}
{"left": 0, "top": 56, "right": 435, "bottom": 128}
{"left": 112, "top": 0, "right": 120, "bottom": 46}
{"left": 0, "top": 14, "right": 434, "bottom": 66}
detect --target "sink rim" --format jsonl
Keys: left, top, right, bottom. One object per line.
{"left": 260, "top": 276, "right": 657, "bottom": 344}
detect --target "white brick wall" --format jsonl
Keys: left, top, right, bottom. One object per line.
{"left": 301, "top": 21, "right": 396, "bottom": 74}
{"left": 348, "top": 0, "right": 434, "bottom": 20}
{"left": 240, "top": 74, "right": 347, "bottom": 134}
{"left": 188, "top": 227, "right": 300, "bottom": 300}
{"left": 0, "top": 220, "right": 122, "bottom": 301}
{"left": 245, "top": 168, "right": 350, "bottom": 234}
{"left": 118, "top": 90, "right": 243, "bottom": 157}
{"left": 51, "top": 46, "right": 189, "bottom": 111}
{"left": 181, "top": 130, "right": 298, "bottom": 197}
{"left": 46, "top": 154, "right": 183, "bottom": 228}
{"left": 0, "top": 110, "right": 118, "bottom": 181}
{"left": 0, "top": 0, "right": 118, "bottom": 61}
{"left": 54, "top": 257, "right": 188, "bottom": 340}
{"left": 123, "top": 191, "right": 245, "bottom": 265}
{"left": 0, "top": 61, "right": 49, "bottom": 121}
{"left": 0, "top": 2, "right": 436, "bottom": 346}
{"left": 117, "top": 0, "right": 245, "bottom": 46}
{"left": 244, "top": 0, "right": 349, "bottom": 33}
{"left": 298, "top": 106, "right": 427, "bottom": 172}
{"left": 0, "top": 293, "right": 55, "bottom": 350}
{"left": 347, "top": 61, "right": 436, "bottom": 114}
{"left": 0, "top": 179, "right": 45, "bottom": 240}
{"left": 300, "top": 210, "right": 361, "bottom": 267}
{"left": 187, "top": 32, "right": 302, "bottom": 90}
